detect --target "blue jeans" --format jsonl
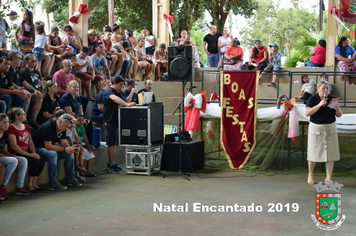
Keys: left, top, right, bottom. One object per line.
{"left": 120, "top": 59, "right": 130, "bottom": 78}
{"left": 0, "top": 93, "right": 27, "bottom": 111}
{"left": 0, "top": 156, "right": 28, "bottom": 188}
{"left": 12, "top": 95, "right": 26, "bottom": 109}
{"left": 35, "top": 148, "right": 75, "bottom": 185}
{"left": 91, "top": 113, "right": 103, "bottom": 124}
{"left": 0, "top": 100, "right": 6, "bottom": 113}
{"left": 305, "top": 61, "right": 324, "bottom": 67}
{"left": 0, "top": 94, "right": 12, "bottom": 113}
{"left": 207, "top": 53, "right": 219, "bottom": 68}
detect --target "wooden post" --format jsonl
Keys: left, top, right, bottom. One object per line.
{"left": 325, "top": 0, "right": 338, "bottom": 67}
{"left": 108, "top": 0, "right": 115, "bottom": 29}
{"left": 69, "top": 0, "right": 89, "bottom": 47}
{"left": 152, "top": 0, "right": 170, "bottom": 48}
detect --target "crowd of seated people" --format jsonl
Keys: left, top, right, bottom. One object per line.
{"left": 0, "top": 9, "right": 172, "bottom": 199}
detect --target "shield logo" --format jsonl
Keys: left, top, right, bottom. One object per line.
{"left": 315, "top": 193, "right": 342, "bottom": 225}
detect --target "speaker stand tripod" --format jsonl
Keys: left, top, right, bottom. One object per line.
{"left": 163, "top": 81, "right": 193, "bottom": 181}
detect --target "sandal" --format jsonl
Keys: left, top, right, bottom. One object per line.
{"left": 76, "top": 165, "right": 87, "bottom": 174}
{"left": 346, "top": 82, "right": 355, "bottom": 85}
{"left": 85, "top": 172, "right": 97, "bottom": 177}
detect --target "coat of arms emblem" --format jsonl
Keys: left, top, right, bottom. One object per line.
{"left": 311, "top": 181, "right": 346, "bottom": 231}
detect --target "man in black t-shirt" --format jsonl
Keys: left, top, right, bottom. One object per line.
{"left": 8, "top": 51, "right": 43, "bottom": 128}
{"left": 103, "top": 75, "right": 136, "bottom": 173}
{"left": 32, "top": 114, "right": 81, "bottom": 191}
{"left": 203, "top": 25, "right": 222, "bottom": 68}
{"left": 0, "top": 56, "right": 27, "bottom": 113}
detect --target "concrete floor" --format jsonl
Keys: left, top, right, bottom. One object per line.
{"left": 0, "top": 168, "right": 355, "bottom": 236}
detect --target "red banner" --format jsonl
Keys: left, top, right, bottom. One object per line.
{"left": 340, "top": 0, "right": 356, "bottom": 23}
{"left": 221, "top": 71, "right": 258, "bottom": 169}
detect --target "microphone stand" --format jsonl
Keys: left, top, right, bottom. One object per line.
{"left": 163, "top": 81, "right": 196, "bottom": 181}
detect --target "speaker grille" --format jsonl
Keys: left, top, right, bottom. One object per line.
{"left": 170, "top": 57, "right": 190, "bottom": 78}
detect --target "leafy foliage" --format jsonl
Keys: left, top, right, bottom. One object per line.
{"left": 240, "top": 0, "right": 318, "bottom": 59}
{"left": 170, "top": 0, "right": 204, "bottom": 39}
{"left": 190, "top": 26, "right": 207, "bottom": 65}
{"left": 114, "top": 0, "right": 152, "bottom": 33}
{"left": 203, "top": 0, "right": 258, "bottom": 32}
{"left": 42, "top": 0, "right": 68, "bottom": 30}
{"left": 1, "top": 0, "right": 34, "bottom": 12}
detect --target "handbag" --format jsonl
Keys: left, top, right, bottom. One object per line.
{"left": 223, "top": 59, "right": 236, "bottom": 65}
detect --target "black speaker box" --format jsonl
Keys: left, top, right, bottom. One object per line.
{"left": 161, "top": 140, "right": 204, "bottom": 172}
{"left": 168, "top": 46, "right": 194, "bottom": 81}
{"left": 119, "top": 102, "right": 164, "bottom": 146}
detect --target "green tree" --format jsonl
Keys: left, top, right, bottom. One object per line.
{"left": 203, "top": 0, "right": 258, "bottom": 33}
{"left": 190, "top": 26, "right": 207, "bottom": 65}
{"left": 42, "top": 0, "right": 68, "bottom": 29}
{"left": 170, "top": 0, "right": 204, "bottom": 39}
{"left": 275, "top": 7, "right": 318, "bottom": 58}
{"left": 114, "top": 0, "right": 152, "bottom": 32}
{"left": 240, "top": 0, "right": 318, "bottom": 58}
{"left": 1, "top": 0, "right": 34, "bottom": 12}
{"left": 240, "top": 0, "right": 277, "bottom": 51}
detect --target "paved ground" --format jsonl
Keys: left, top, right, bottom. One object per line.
{"left": 0, "top": 168, "right": 355, "bottom": 236}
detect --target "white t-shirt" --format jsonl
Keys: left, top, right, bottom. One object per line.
{"left": 218, "top": 36, "right": 231, "bottom": 53}
{"left": 144, "top": 35, "right": 154, "bottom": 48}
{"left": 34, "top": 35, "right": 47, "bottom": 48}
{"left": 301, "top": 79, "right": 316, "bottom": 94}
{"left": 135, "top": 46, "right": 146, "bottom": 59}
{"left": 76, "top": 54, "right": 92, "bottom": 73}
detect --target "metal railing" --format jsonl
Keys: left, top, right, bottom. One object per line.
{"left": 196, "top": 68, "right": 356, "bottom": 108}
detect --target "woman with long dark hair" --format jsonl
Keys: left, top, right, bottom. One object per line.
{"left": 0, "top": 113, "right": 30, "bottom": 199}
{"left": 140, "top": 27, "right": 156, "bottom": 59}
{"left": 246, "top": 39, "right": 269, "bottom": 71}
{"left": 305, "top": 39, "right": 326, "bottom": 67}
{"left": 335, "top": 37, "right": 356, "bottom": 84}
{"left": 7, "top": 108, "right": 45, "bottom": 192}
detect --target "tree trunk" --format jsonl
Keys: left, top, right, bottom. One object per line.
{"left": 108, "top": 0, "right": 115, "bottom": 29}
{"left": 207, "top": 0, "right": 228, "bottom": 33}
